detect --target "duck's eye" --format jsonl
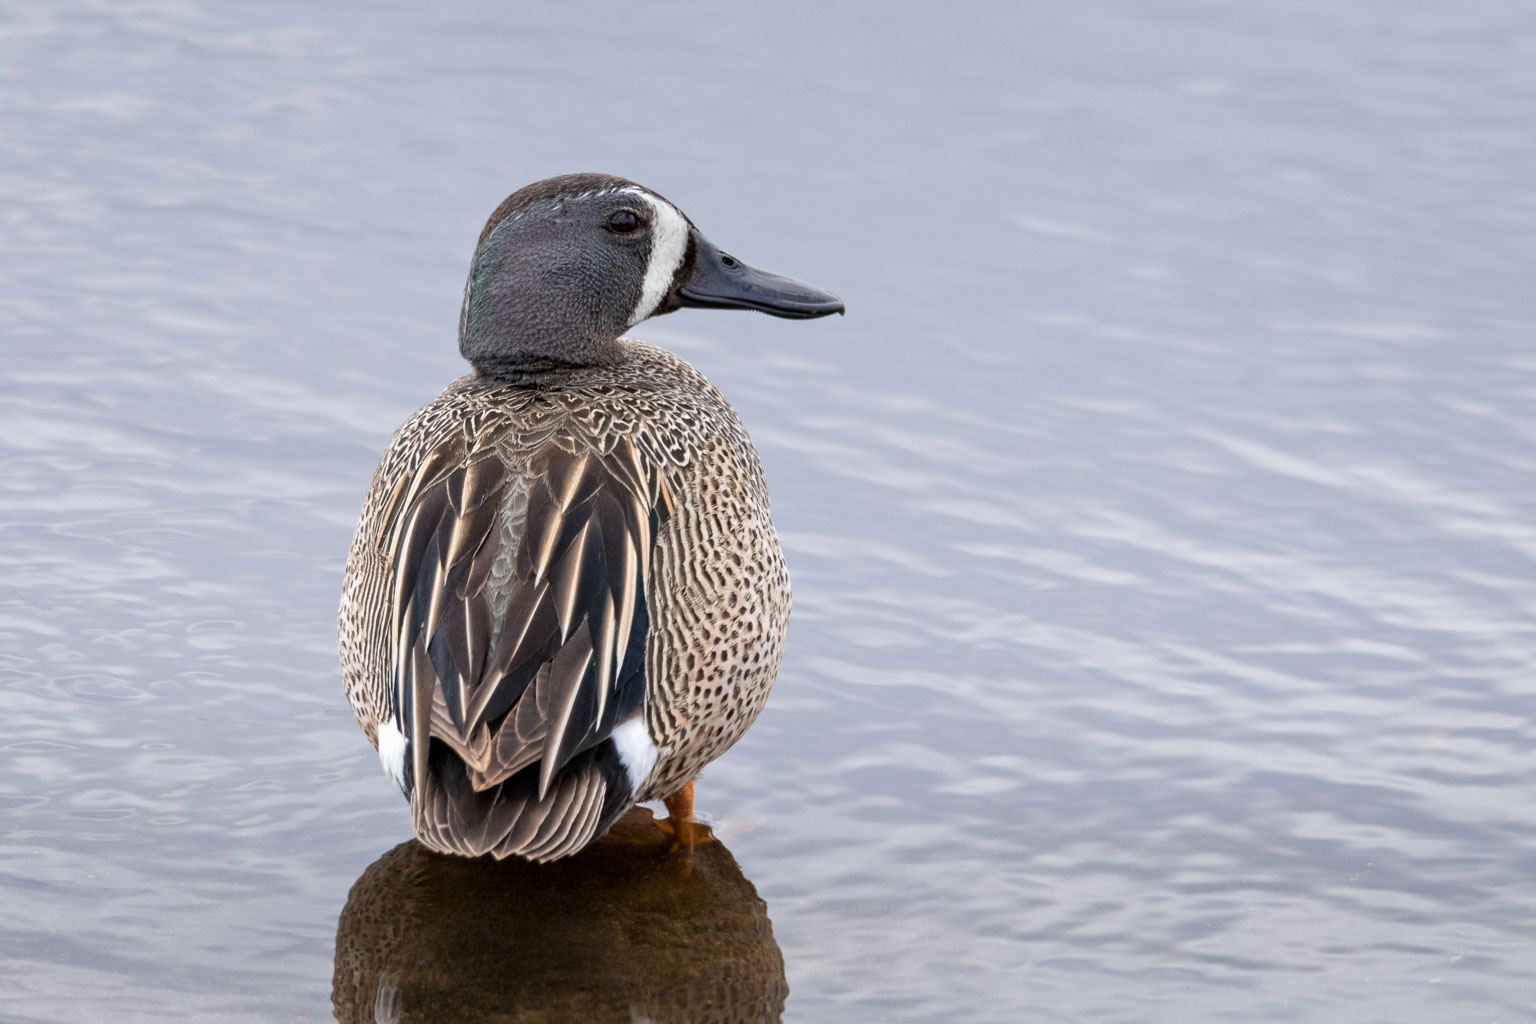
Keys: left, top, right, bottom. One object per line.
{"left": 607, "top": 209, "right": 642, "bottom": 233}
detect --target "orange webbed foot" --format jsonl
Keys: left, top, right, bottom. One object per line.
{"left": 658, "top": 779, "right": 718, "bottom": 854}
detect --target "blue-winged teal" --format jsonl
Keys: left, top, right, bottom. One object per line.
{"left": 339, "top": 173, "right": 842, "bottom": 860}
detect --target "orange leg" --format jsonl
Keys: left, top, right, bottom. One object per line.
{"left": 663, "top": 778, "right": 694, "bottom": 823}
{"left": 661, "top": 779, "right": 714, "bottom": 851}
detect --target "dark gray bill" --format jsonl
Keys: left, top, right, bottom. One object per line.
{"left": 674, "top": 232, "right": 845, "bottom": 319}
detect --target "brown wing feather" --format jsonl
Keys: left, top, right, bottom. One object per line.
{"left": 378, "top": 430, "right": 661, "bottom": 859}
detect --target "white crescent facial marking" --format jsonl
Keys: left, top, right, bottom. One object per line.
{"left": 626, "top": 189, "right": 690, "bottom": 327}
{"left": 377, "top": 719, "right": 407, "bottom": 793}
{"left": 611, "top": 715, "right": 658, "bottom": 791}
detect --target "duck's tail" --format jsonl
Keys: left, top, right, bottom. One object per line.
{"left": 410, "top": 737, "right": 634, "bottom": 861}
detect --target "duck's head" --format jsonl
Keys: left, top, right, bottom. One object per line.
{"left": 458, "top": 173, "right": 844, "bottom": 373}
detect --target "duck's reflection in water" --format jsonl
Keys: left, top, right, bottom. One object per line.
{"left": 332, "top": 807, "right": 786, "bottom": 1023}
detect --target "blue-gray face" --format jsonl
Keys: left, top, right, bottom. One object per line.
{"left": 458, "top": 176, "right": 693, "bottom": 368}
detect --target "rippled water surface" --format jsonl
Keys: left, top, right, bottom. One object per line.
{"left": 5, "top": 2, "right": 1536, "bottom": 1021}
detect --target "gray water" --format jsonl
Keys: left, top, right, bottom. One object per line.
{"left": 4, "top": 1, "right": 1535, "bottom": 1021}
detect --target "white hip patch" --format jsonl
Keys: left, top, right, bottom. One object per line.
{"left": 377, "top": 719, "right": 408, "bottom": 793}
{"left": 610, "top": 715, "right": 658, "bottom": 791}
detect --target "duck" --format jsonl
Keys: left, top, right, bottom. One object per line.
{"left": 338, "top": 173, "right": 842, "bottom": 861}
